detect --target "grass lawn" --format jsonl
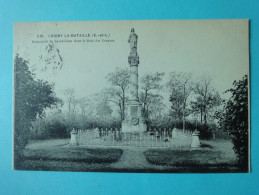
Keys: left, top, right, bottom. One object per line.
{"left": 14, "top": 138, "right": 248, "bottom": 173}
{"left": 15, "top": 140, "right": 123, "bottom": 172}
{"left": 23, "top": 147, "right": 123, "bottom": 163}
{"left": 144, "top": 150, "right": 237, "bottom": 168}
{"left": 144, "top": 139, "right": 248, "bottom": 173}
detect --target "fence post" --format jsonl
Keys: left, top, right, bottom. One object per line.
{"left": 155, "top": 131, "right": 158, "bottom": 148}
{"left": 147, "top": 132, "right": 150, "bottom": 147}
{"left": 100, "top": 128, "right": 103, "bottom": 146}
{"left": 169, "top": 128, "right": 173, "bottom": 147}
{"left": 143, "top": 132, "right": 145, "bottom": 147}
{"left": 191, "top": 129, "right": 201, "bottom": 149}
{"left": 172, "top": 127, "right": 177, "bottom": 139}
{"left": 164, "top": 127, "right": 168, "bottom": 147}
{"left": 163, "top": 128, "right": 166, "bottom": 147}
{"left": 107, "top": 128, "right": 110, "bottom": 145}
{"left": 109, "top": 128, "right": 112, "bottom": 145}
{"left": 114, "top": 128, "right": 116, "bottom": 145}
{"left": 124, "top": 132, "right": 127, "bottom": 146}
{"left": 139, "top": 132, "right": 141, "bottom": 147}
{"left": 78, "top": 129, "right": 80, "bottom": 144}
{"left": 70, "top": 128, "right": 78, "bottom": 146}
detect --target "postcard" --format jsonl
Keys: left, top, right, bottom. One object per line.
{"left": 13, "top": 20, "right": 250, "bottom": 173}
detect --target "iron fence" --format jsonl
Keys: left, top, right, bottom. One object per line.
{"left": 75, "top": 127, "right": 193, "bottom": 148}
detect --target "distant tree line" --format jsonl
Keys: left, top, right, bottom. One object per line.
{"left": 29, "top": 66, "right": 224, "bottom": 140}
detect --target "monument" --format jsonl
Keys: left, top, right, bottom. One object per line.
{"left": 122, "top": 28, "right": 147, "bottom": 133}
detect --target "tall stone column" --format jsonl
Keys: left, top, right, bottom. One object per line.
{"left": 122, "top": 28, "right": 147, "bottom": 133}
{"left": 129, "top": 65, "right": 139, "bottom": 102}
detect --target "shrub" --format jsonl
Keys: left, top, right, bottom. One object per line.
{"left": 217, "top": 75, "right": 249, "bottom": 168}
{"left": 148, "top": 120, "right": 214, "bottom": 139}
{"left": 14, "top": 55, "right": 60, "bottom": 166}
{"left": 46, "top": 121, "right": 69, "bottom": 138}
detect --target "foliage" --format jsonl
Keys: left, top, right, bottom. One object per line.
{"left": 14, "top": 55, "right": 60, "bottom": 165}
{"left": 30, "top": 111, "right": 121, "bottom": 140}
{"left": 78, "top": 97, "right": 91, "bottom": 117}
{"left": 98, "top": 87, "right": 125, "bottom": 120}
{"left": 147, "top": 95, "right": 167, "bottom": 123}
{"left": 216, "top": 75, "right": 249, "bottom": 166}
{"left": 94, "top": 119, "right": 122, "bottom": 129}
{"left": 63, "top": 88, "right": 76, "bottom": 116}
{"left": 30, "top": 115, "right": 69, "bottom": 140}
{"left": 192, "top": 77, "right": 221, "bottom": 124}
{"left": 95, "top": 100, "right": 113, "bottom": 121}
{"left": 167, "top": 72, "right": 193, "bottom": 130}
{"left": 105, "top": 67, "right": 130, "bottom": 120}
{"left": 148, "top": 119, "right": 213, "bottom": 139}
{"left": 139, "top": 72, "right": 164, "bottom": 117}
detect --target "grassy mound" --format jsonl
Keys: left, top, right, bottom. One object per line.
{"left": 23, "top": 147, "right": 123, "bottom": 164}
{"left": 144, "top": 149, "right": 237, "bottom": 166}
{"left": 143, "top": 148, "right": 247, "bottom": 172}
{"left": 15, "top": 146, "right": 123, "bottom": 171}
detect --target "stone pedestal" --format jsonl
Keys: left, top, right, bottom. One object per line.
{"left": 70, "top": 128, "right": 78, "bottom": 146}
{"left": 94, "top": 128, "right": 101, "bottom": 138}
{"left": 172, "top": 127, "right": 177, "bottom": 138}
{"left": 191, "top": 130, "right": 201, "bottom": 148}
{"left": 122, "top": 101, "right": 147, "bottom": 133}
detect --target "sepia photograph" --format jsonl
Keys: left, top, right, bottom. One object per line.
{"left": 13, "top": 19, "right": 250, "bottom": 173}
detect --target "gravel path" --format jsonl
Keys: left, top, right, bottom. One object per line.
{"left": 26, "top": 139, "right": 70, "bottom": 150}
{"left": 110, "top": 147, "right": 164, "bottom": 170}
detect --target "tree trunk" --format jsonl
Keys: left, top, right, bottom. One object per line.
{"left": 183, "top": 106, "right": 185, "bottom": 131}
{"left": 119, "top": 102, "right": 123, "bottom": 121}
{"left": 122, "top": 89, "right": 125, "bottom": 120}
{"left": 146, "top": 104, "right": 149, "bottom": 118}
{"left": 144, "top": 89, "right": 148, "bottom": 117}
{"left": 183, "top": 87, "right": 186, "bottom": 131}
{"left": 200, "top": 108, "right": 203, "bottom": 123}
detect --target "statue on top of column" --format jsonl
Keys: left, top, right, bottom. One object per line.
{"left": 128, "top": 28, "right": 138, "bottom": 56}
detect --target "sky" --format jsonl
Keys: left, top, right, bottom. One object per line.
{"left": 14, "top": 20, "right": 249, "bottom": 101}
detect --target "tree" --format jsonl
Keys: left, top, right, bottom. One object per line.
{"left": 63, "top": 88, "right": 79, "bottom": 128}
{"left": 64, "top": 88, "right": 75, "bottom": 116}
{"left": 95, "top": 101, "right": 113, "bottom": 122}
{"left": 167, "top": 72, "right": 193, "bottom": 130}
{"left": 147, "top": 95, "right": 167, "bottom": 125}
{"left": 14, "top": 55, "right": 60, "bottom": 166}
{"left": 168, "top": 85, "right": 185, "bottom": 122}
{"left": 106, "top": 67, "right": 130, "bottom": 120}
{"left": 139, "top": 72, "right": 164, "bottom": 117}
{"left": 190, "top": 96, "right": 205, "bottom": 123}
{"left": 217, "top": 75, "right": 249, "bottom": 167}
{"left": 97, "top": 87, "right": 124, "bottom": 120}
{"left": 78, "top": 97, "right": 90, "bottom": 117}
{"left": 193, "top": 77, "right": 221, "bottom": 124}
